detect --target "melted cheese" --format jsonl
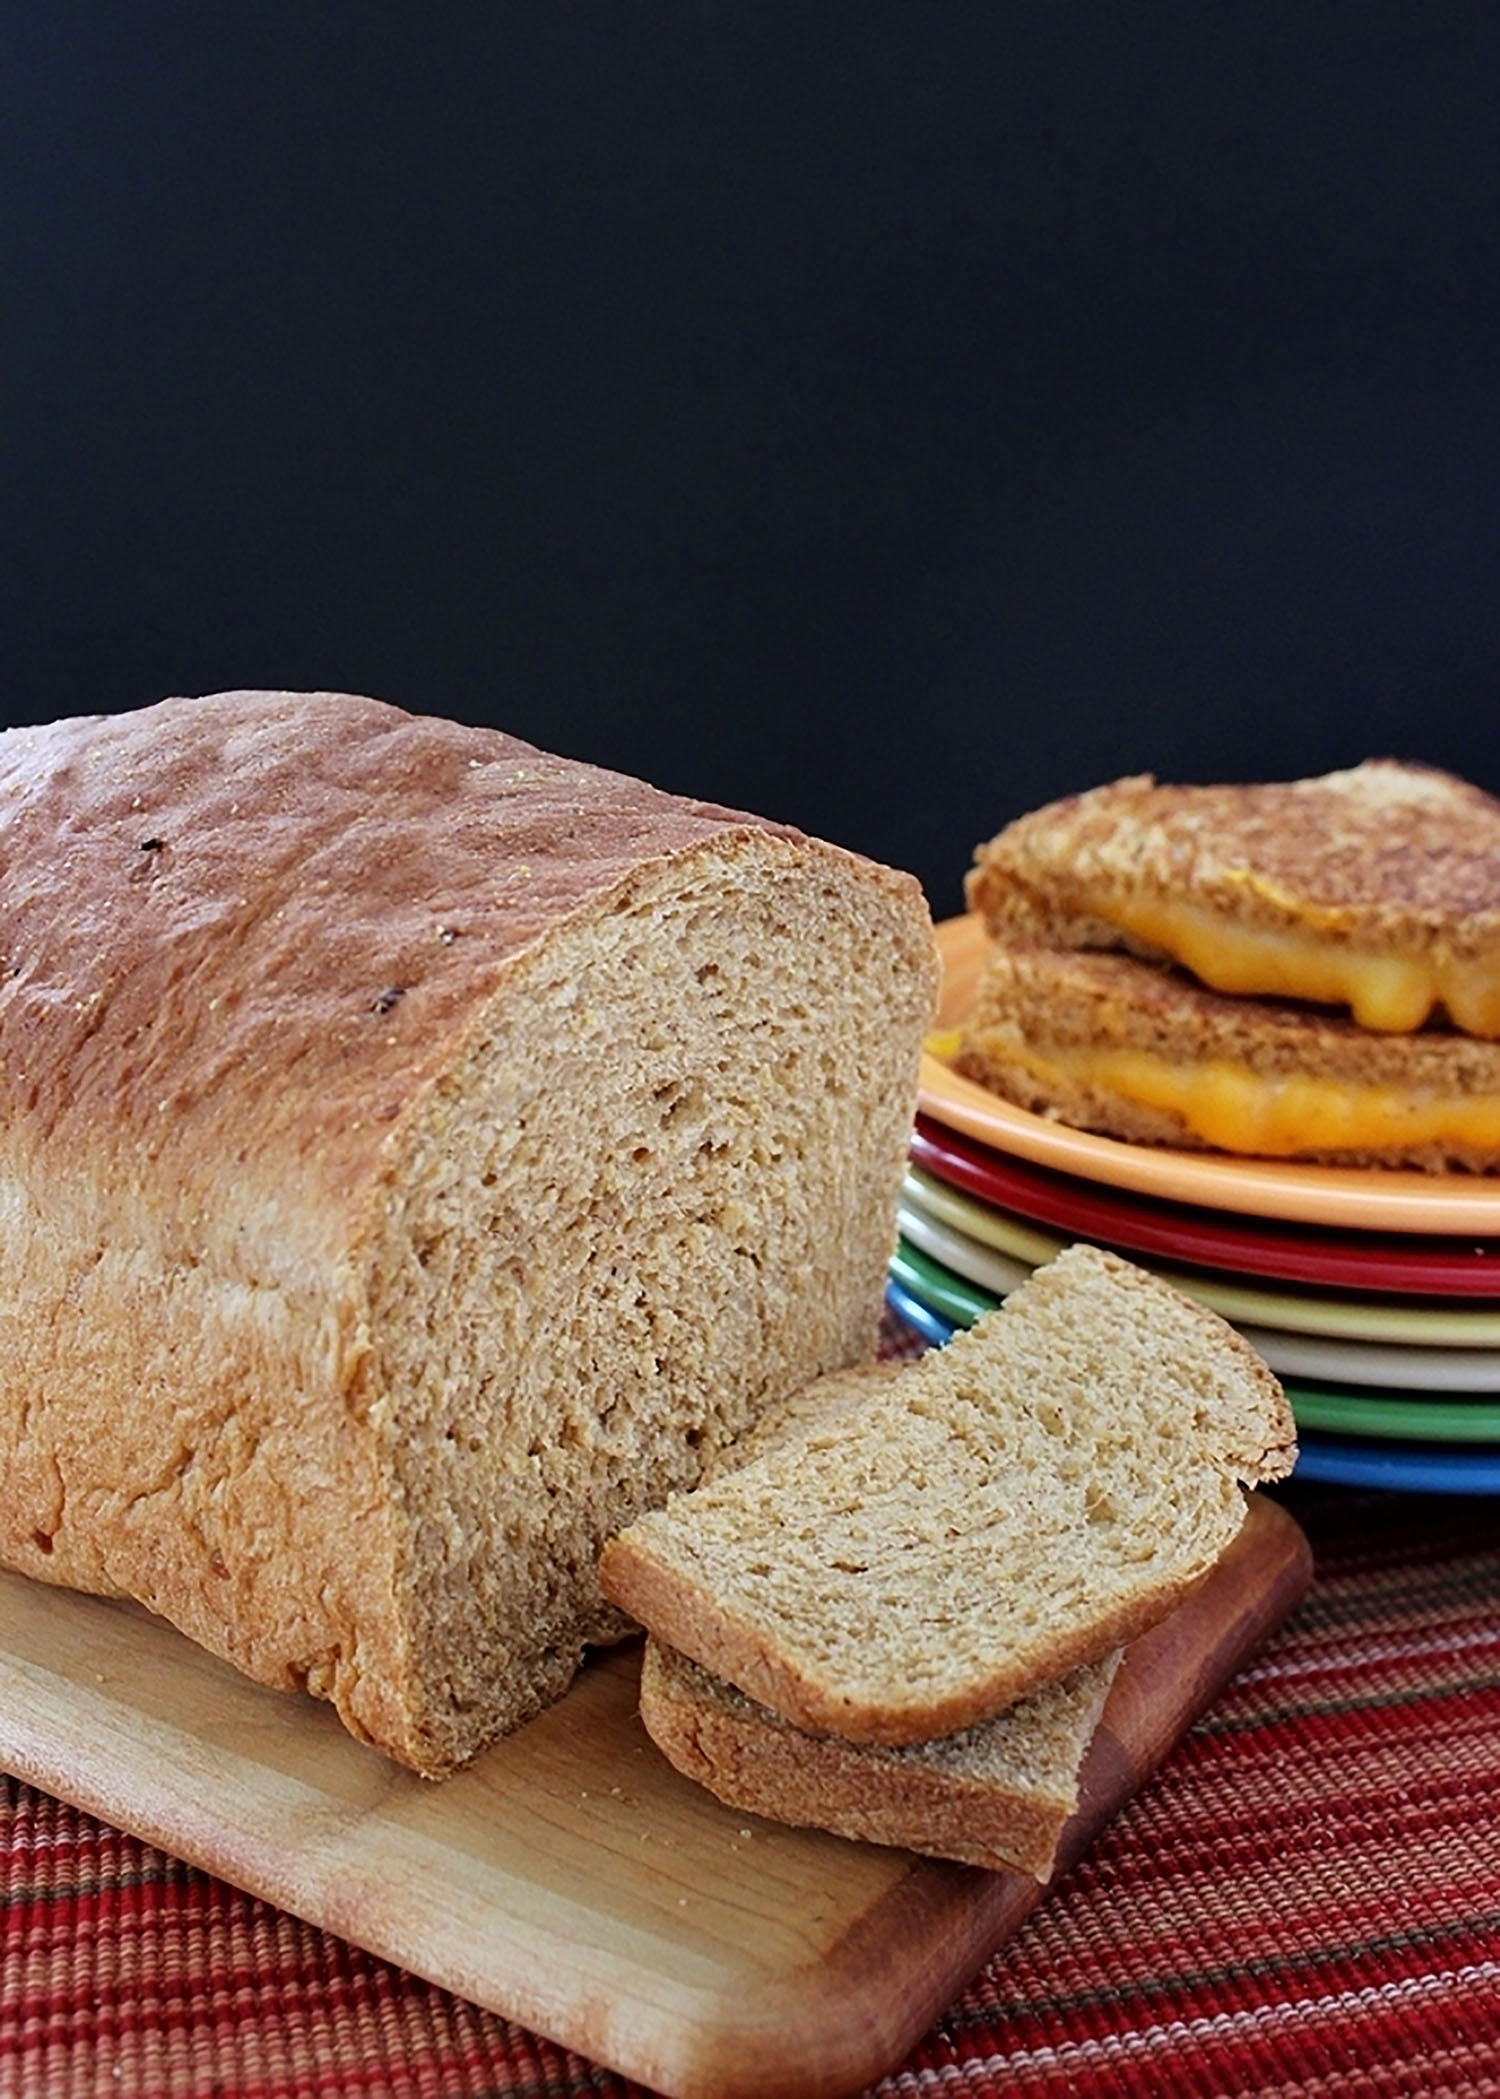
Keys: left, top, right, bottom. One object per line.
{"left": 1097, "top": 895, "right": 1500, "bottom": 1038}
{"left": 1061, "top": 1046, "right": 1500, "bottom": 1158}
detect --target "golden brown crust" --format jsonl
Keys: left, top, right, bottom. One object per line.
{"left": 956, "top": 943, "right": 1500, "bottom": 1171}
{"left": 0, "top": 691, "right": 820, "bottom": 1226}
{"left": 966, "top": 762, "right": 1500, "bottom": 961}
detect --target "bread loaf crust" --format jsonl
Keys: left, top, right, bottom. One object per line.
{"left": 0, "top": 693, "right": 814, "bottom": 1214}
{"left": 0, "top": 692, "right": 938, "bottom": 1772}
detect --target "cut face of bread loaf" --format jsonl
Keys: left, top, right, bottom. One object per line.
{"left": 0, "top": 691, "right": 938, "bottom": 1774}
{"left": 965, "top": 762, "right": 1500, "bottom": 1037}
{"left": 639, "top": 1638, "right": 1120, "bottom": 1881}
{"left": 955, "top": 942, "right": 1500, "bottom": 1172}
{"left": 695, "top": 1361, "right": 905, "bottom": 1484}
{"left": 599, "top": 1244, "right": 1295, "bottom": 1747}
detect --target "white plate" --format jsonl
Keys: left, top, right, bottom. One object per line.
{"left": 1234, "top": 1328, "right": 1500, "bottom": 1392}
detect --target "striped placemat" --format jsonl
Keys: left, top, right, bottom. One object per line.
{"left": 4, "top": 1310, "right": 1500, "bottom": 2097}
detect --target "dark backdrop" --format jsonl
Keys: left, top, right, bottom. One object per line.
{"left": 5, "top": 4, "right": 1498, "bottom": 915}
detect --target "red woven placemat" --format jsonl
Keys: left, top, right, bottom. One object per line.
{"left": 5, "top": 1312, "right": 1500, "bottom": 2098}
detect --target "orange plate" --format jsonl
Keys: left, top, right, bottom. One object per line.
{"left": 922, "top": 914, "right": 1500, "bottom": 1235}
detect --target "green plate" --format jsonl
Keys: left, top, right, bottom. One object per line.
{"left": 1283, "top": 1385, "right": 1500, "bottom": 1443}
{"left": 890, "top": 1237, "right": 1000, "bottom": 1329}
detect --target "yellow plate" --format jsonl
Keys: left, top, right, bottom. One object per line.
{"left": 921, "top": 915, "right": 1500, "bottom": 1235}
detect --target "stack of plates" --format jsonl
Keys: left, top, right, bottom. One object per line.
{"left": 887, "top": 917, "right": 1500, "bottom": 1493}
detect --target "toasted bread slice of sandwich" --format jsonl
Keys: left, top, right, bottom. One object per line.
{"left": 955, "top": 942, "right": 1500, "bottom": 1171}
{"left": 965, "top": 762, "right": 1500, "bottom": 1037}
{"left": 599, "top": 1244, "right": 1294, "bottom": 1747}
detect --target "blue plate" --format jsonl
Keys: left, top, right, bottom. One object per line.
{"left": 883, "top": 1277, "right": 955, "bottom": 1348}
{"left": 1293, "top": 1435, "right": 1500, "bottom": 1494}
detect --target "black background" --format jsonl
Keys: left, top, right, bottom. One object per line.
{"left": 5, "top": 4, "right": 1498, "bottom": 914}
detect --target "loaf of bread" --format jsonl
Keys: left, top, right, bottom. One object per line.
{"left": 599, "top": 1244, "right": 1295, "bottom": 1746}
{"left": 0, "top": 691, "right": 938, "bottom": 1774}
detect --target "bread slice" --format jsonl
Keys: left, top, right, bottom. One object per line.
{"left": 647, "top": 1354, "right": 1119, "bottom": 1881}
{"left": 0, "top": 691, "right": 938, "bottom": 1774}
{"left": 599, "top": 1244, "right": 1295, "bottom": 1746}
{"left": 639, "top": 1637, "right": 1120, "bottom": 1881}
{"left": 965, "top": 762, "right": 1500, "bottom": 1036}
{"left": 955, "top": 942, "right": 1500, "bottom": 1172}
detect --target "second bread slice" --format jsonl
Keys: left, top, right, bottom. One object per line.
{"left": 639, "top": 1638, "right": 1119, "bottom": 1881}
{"left": 599, "top": 1244, "right": 1295, "bottom": 1746}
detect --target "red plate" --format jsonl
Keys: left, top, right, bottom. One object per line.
{"left": 910, "top": 1115, "right": 1500, "bottom": 1298}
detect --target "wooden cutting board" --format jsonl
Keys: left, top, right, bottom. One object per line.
{"left": 0, "top": 1495, "right": 1309, "bottom": 2099}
